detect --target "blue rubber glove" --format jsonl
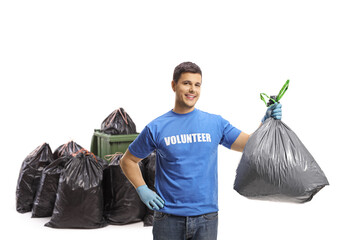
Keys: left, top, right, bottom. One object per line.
{"left": 136, "top": 185, "right": 165, "bottom": 210}
{"left": 261, "top": 102, "right": 282, "bottom": 123}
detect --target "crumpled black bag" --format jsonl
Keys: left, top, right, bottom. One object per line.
{"left": 100, "top": 107, "right": 136, "bottom": 135}
{"left": 16, "top": 143, "right": 54, "bottom": 213}
{"left": 142, "top": 151, "right": 156, "bottom": 226}
{"left": 103, "top": 153, "right": 146, "bottom": 225}
{"left": 31, "top": 156, "right": 71, "bottom": 217}
{"left": 234, "top": 81, "right": 329, "bottom": 203}
{"left": 45, "top": 150, "right": 107, "bottom": 229}
{"left": 53, "top": 140, "right": 83, "bottom": 160}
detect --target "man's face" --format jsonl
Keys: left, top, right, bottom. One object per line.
{"left": 172, "top": 72, "right": 202, "bottom": 112}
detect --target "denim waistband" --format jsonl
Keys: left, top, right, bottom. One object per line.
{"left": 154, "top": 211, "right": 218, "bottom": 218}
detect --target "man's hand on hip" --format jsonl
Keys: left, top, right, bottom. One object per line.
{"left": 136, "top": 185, "right": 165, "bottom": 210}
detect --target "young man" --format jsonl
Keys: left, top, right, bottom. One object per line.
{"left": 120, "top": 62, "right": 282, "bottom": 240}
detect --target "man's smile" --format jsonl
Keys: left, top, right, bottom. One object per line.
{"left": 185, "top": 94, "right": 196, "bottom": 100}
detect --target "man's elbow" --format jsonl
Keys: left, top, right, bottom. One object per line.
{"left": 119, "top": 150, "right": 141, "bottom": 169}
{"left": 231, "top": 132, "right": 250, "bottom": 152}
{"left": 119, "top": 152, "right": 130, "bottom": 170}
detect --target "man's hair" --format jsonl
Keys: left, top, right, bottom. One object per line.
{"left": 173, "top": 62, "right": 202, "bottom": 83}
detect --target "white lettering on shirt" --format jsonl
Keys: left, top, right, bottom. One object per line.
{"left": 186, "top": 134, "right": 192, "bottom": 143}
{"left": 180, "top": 135, "right": 186, "bottom": 143}
{"left": 192, "top": 133, "right": 197, "bottom": 142}
{"left": 164, "top": 133, "right": 212, "bottom": 146}
{"left": 206, "top": 133, "right": 211, "bottom": 142}
{"left": 164, "top": 137, "right": 171, "bottom": 146}
{"left": 197, "top": 133, "right": 202, "bottom": 142}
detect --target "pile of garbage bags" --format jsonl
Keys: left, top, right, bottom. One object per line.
{"left": 32, "top": 141, "right": 85, "bottom": 218}
{"left": 16, "top": 108, "right": 157, "bottom": 229}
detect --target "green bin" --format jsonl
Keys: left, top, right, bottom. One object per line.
{"left": 90, "top": 129, "right": 139, "bottom": 160}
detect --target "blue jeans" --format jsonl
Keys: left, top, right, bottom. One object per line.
{"left": 152, "top": 211, "right": 218, "bottom": 240}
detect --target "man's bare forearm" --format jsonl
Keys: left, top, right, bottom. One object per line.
{"left": 120, "top": 150, "right": 146, "bottom": 188}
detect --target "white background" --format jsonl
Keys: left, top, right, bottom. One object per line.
{"left": 1, "top": 0, "right": 359, "bottom": 239}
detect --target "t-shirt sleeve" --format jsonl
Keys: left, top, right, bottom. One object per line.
{"left": 128, "top": 126, "right": 156, "bottom": 159}
{"left": 219, "top": 117, "right": 242, "bottom": 149}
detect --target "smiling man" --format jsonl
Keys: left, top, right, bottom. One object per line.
{"left": 172, "top": 71, "right": 201, "bottom": 113}
{"left": 120, "top": 62, "right": 282, "bottom": 240}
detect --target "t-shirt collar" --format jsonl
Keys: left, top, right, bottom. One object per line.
{"left": 170, "top": 108, "right": 198, "bottom": 116}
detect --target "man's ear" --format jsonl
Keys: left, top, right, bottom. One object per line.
{"left": 171, "top": 80, "right": 176, "bottom": 92}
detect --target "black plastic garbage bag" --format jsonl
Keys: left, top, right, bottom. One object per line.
{"left": 234, "top": 80, "right": 329, "bottom": 203}
{"left": 103, "top": 153, "right": 146, "bottom": 225}
{"left": 100, "top": 107, "right": 136, "bottom": 135}
{"left": 45, "top": 150, "right": 107, "bottom": 229}
{"left": 31, "top": 156, "right": 71, "bottom": 217}
{"left": 142, "top": 151, "right": 156, "bottom": 226}
{"left": 16, "top": 143, "right": 54, "bottom": 213}
{"left": 53, "top": 140, "right": 83, "bottom": 160}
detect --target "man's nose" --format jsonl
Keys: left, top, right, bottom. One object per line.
{"left": 189, "top": 84, "right": 194, "bottom": 93}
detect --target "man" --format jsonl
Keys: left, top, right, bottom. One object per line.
{"left": 120, "top": 62, "right": 282, "bottom": 240}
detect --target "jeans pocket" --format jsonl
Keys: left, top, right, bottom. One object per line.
{"left": 203, "top": 212, "right": 218, "bottom": 220}
{"left": 154, "top": 211, "right": 169, "bottom": 221}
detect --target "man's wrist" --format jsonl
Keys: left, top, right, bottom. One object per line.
{"left": 136, "top": 184, "right": 148, "bottom": 191}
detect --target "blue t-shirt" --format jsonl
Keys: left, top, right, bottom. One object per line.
{"left": 128, "top": 108, "right": 241, "bottom": 216}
